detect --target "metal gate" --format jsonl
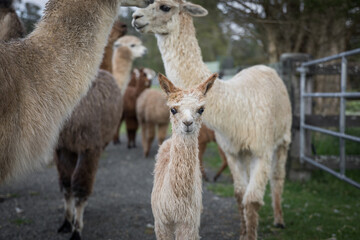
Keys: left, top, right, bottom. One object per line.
{"left": 297, "top": 49, "right": 360, "bottom": 189}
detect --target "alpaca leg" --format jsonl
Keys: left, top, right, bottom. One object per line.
{"left": 132, "top": 118, "right": 139, "bottom": 148}
{"left": 154, "top": 222, "right": 174, "bottom": 240}
{"left": 226, "top": 154, "right": 248, "bottom": 240}
{"left": 157, "top": 123, "right": 168, "bottom": 145}
{"left": 145, "top": 123, "right": 155, "bottom": 157}
{"left": 54, "top": 149, "right": 77, "bottom": 233}
{"left": 113, "top": 115, "right": 124, "bottom": 145}
{"left": 175, "top": 223, "right": 200, "bottom": 240}
{"left": 71, "top": 148, "right": 101, "bottom": 240}
{"left": 213, "top": 146, "right": 228, "bottom": 182}
{"left": 140, "top": 122, "right": 148, "bottom": 155}
{"left": 270, "top": 144, "right": 288, "bottom": 228}
{"left": 243, "top": 154, "right": 272, "bottom": 240}
{"left": 198, "top": 142, "right": 208, "bottom": 181}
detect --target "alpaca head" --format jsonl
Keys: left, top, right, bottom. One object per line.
{"left": 132, "top": 0, "right": 208, "bottom": 35}
{"left": 113, "top": 35, "right": 147, "bottom": 60}
{"left": 158, "top": 73, "right": 217, "bottom": 136}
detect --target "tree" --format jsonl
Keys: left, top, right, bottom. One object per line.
{"left": 219, "top": 0, "right": 360, "bottom": 63}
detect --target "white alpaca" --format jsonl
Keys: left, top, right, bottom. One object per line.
{"left": 152, "top": 73, "right": 217, "bottom": 240}
{"left": 133, "top": 2, "right": 292, "bottom": 240}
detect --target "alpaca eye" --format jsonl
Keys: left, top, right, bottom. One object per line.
{"left": 170, "top": 108, "right": 177, "bottom": 115}
{"left": 160, "top": 5, "right": 171, "bottom": 12}
{"left": 131, "top": 44, "right": 136, "bottom": 47}
{"left": 198, "top": 107, "right": 204, "bottom": 115}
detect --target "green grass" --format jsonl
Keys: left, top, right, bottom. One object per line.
{"left": 10, "top": 218, "right": 32, "bottom": 226}
{"left": 203, "top": 143, "right": 360, "bottom": 240}
{"left": 312, "top": 128, "right": 360, "bottom": 155}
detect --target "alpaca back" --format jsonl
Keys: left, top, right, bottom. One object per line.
{"left": 136, "top": 88, "right": 169, "bottom": 124}
{"left": 57, "top": 70, "right": 122, "bottom": 151}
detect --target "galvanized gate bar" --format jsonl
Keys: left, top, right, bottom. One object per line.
{"left": 302, "top": 48, "right": 360, "bottom": 67}
{"left": 297, "top": 48, "right": 360, "bottom": 189}
{"left": 302, "top": 93, "right": 360, "bottom": 98}
{"left": 302, "top": 156, "right": 360, "bottom": 189}
{"left": 303, "top": 124, "right": 360, "bottom": 142}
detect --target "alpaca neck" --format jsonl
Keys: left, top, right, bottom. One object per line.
{"left": 156, "top": 14, "right": 211, "bottom": 89}
{"left": 169, "top": 132, "right": 200, "bottom": 196}
{"left": 29, "top": 0, "right": 119, "bottom": 82}
{"left": 112, "top": 49, "right": 133, "bottom": 95}
{"left": 100, "top": 45, "right": 115, "bottom": 73}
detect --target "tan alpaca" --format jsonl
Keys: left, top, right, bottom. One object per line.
{"left": 99, "top": 20, "right": 127, "bottom": 73}
{"left": 0, "top": 0, "right": 25, "bottom": 41}
{"left": 111, "top": 35, "right": 147, "bottom": 144}
{"left": 133, "top": 2, "right": 292, "bottom": 239}
{"left": 0, "top": 0, "right": 152, "bottom": 184}
{"left": 152, "top": 73, "right": 217, "bottom": 240}
{"left": 136, "top": 88, "right": 170, "bottom": 157}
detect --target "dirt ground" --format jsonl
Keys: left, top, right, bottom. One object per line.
{"left": 0, "top": 134, "right": 240, "bottom": 240}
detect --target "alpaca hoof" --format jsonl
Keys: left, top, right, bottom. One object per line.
{"left": 213, "top": 176, "right": 219, "bottom": 182}
{"left": 275, "top": 223, "right": 285, "bottom": 229}
{"left": 70, "top": 231, "right": 81, "bottom": 240}
{"left": 57, "top": 219, "right": 72, "bottom": 233}
{"left": 203, "top": 175, "right": 209, "bottom": 182}
{"left": 113, "top": 138, "right": 120, "bottom": 145}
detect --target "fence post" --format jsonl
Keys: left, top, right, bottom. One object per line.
{"left": 280, "top": 53, "right": 312, "bottom": 181}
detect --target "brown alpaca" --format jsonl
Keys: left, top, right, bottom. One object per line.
{"left": 0, "top": 0, "right": 152, "bottom": 184}
{"left": 122, "top": 68, "right": 154, "bottom": 148}
{"left": 99, "top": 19, "right": 127, "bottom": 73}
{"left": 55, "top": 70, "right": 123, "bottom": 240}
{"left": 0, "top": 0, "right": 25, "bottom": 41}
{"left": 198, "top": 124, "right": 228, "bottom": 182}
{"left": 152, "top": 73, "right": 217, "bottom": 240}
{"left": 112, "top": 35, "right": 147, "bottom": 144}
{"left": 136, "top": 88, "right": 170, "bottom": 157}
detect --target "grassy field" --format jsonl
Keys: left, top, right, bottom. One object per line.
{"left": 203, "top": 143, "right": 360, "bottom": 240}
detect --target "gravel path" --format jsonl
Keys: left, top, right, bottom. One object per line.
{"left": 0, "top": 135, "right": 240, "bottom": 240}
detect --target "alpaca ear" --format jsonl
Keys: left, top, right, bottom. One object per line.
{"left": 182, "top": 2, "right": 208, "bottom": 17}
{"left": 198, "top": 73, "right": 218, "bottom": 96}
{"left": 158, "top": 73, "right": 179, "bottom": 95}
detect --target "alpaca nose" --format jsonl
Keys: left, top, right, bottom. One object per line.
{"left": 133, "top": 13, "right": 144, "bottom": 20}
{"left": 183, "top": 121, "right": 193, "bottom": 127}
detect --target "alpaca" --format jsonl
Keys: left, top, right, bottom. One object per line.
{"left": 136, "top": 88, "right": 170, "bottom": 157}
{"left": 99, "top": 19, "right": 127, "bottom": 73}
{"left": 0, "top": 0, "right": 152, "bottom": 184}
{"left": 152, "top": 73, "right": 217, "bottom": 240}
{"left": 0, "top": 0, "right": 25, "bottom": 40}
{"left": 55, "top": 70, "right": 122, "bottom": 240}
{"left": 122, "top": 68, "right": 154, "bottom": 148}
{"left": 112, "top": 35, "right": 148, "bottom": 144}
{"left": 133, "top": 2, "right": 292, "bottom": 239}
{"left": 198, "top": 124, "right": 228, "bottom": 182}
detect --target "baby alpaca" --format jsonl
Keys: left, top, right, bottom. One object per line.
{"left": 152, "top": 73, "right": 217, "bottom": 240}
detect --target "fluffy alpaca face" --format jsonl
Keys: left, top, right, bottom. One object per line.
{"left": 158, "top": 73, "right": 217, "bottom": 136}
{"left": 132, "top": 0, "right": 208, "bottom": 35}
{"left": 113, "top": 35, "right": 147, "bottom": 59}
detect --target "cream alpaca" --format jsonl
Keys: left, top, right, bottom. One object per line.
{"left": 0, "top": 0, "right": 152, "bottom": 184}
{"left": 152, "top": 73, "right": 217, "bottom": 240}
{"left": 133, "top": 2, "right": 292, "bottom": 240}
{"left": 112, "top": 35, "right": 147, "bottom": 144}
{"left": 112, "top": 35, "right": 147, "bottom": 95}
